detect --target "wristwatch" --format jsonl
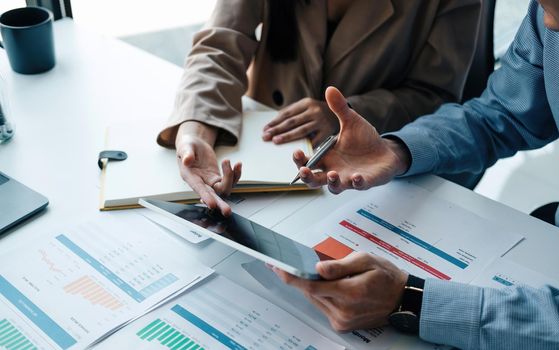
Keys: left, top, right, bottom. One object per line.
{"left": 388, "top": 274, "right": 425, "bottom": 334}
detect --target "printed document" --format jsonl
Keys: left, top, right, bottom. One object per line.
{"left": 96, "top": 275, "right": 345, "bottom": 350}
{"left": 305, "top": 180, "right": 524, "bottom": 283}
{"left": 0, "top": 214, "right": 213, "bottom": 349}
{"left": 241, "top": 259, "right": 442, "bottom": 350}
{"left": 471, "top": 258, "right": 559, "bottom": 289}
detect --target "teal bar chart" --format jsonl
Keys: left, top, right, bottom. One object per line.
{"left": 0, "top": 319, "right": 38, "bottom": 350}
{"left": 136, "top": 318, "right": 204, "bottom": 350}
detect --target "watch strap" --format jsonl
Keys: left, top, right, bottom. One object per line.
{"left": 400, "top": 274, "right": 425, "bottom": 317}
{"left": 388, "top": 274, "right": 425, "bottom": 334}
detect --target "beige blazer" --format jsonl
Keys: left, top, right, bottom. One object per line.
{"left": 158, "top": 0, "right": 481, "bottom": 147}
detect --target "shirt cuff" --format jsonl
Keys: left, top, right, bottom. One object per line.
{"left": 383, "top": 126, "right": 440, "bottom": 176}
{"left": 419, "top": 279, "right": 482, "bottom": 349}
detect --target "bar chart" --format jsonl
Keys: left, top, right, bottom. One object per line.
{"left": 168, "top": 276, "right": 342, "bottom": 350}
{"left": 56, "top": 227, "right": 181, "bottom": 302}
{"left": 338, "top": 219, "right": 452, "bottom": 280}
{"left": 492, "top": 274, "right": 515, "bottom": 287}
{"left": 311, "top": 180, "right": 523, "bottom": 283}
{"left": 63, "top": 275, "right": 123, "bottom": 310}
{"left": 0, "top": 214, "right": 212, "bottom": 350}
{"left": 0, "top": 319, "right": 38, "bottom": 350}
{"left": 471, "top": 258, "right": 559, "bottom": 290}
{"left": 97, "top": 276, "right": 343, "bottom": 350}
{"left": 136, "top": 318, "right": 204, "bottom": 350}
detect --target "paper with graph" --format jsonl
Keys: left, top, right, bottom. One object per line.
{"left": 96, "top": 275, "right": 344, "bottom": 350}
{"left": 471, "top": 258, "right": 559, "bottom": 289}
{"left": 306, "top": 180, "right": 524, "bottom": 283}
{"left": 0, "top": 214, "right": 213, "bottom": 349}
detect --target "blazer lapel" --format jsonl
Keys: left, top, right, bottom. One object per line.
{"left": 324, "top": 0, "right": 394, "bottom": 72}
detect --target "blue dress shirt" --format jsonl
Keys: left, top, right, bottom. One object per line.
{"left": 390, "top": 1, "right": 559, "bottom": 348}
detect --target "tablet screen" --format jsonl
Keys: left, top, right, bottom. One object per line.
{"left": 144, "top": 200, "right": 322, "bottom": 279}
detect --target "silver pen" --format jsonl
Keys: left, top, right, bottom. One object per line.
{"left": 290, "top": 134, "right": 338, "bottom": 185}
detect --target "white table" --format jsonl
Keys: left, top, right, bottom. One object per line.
{"left": 1, "top": 19, "right": 558, "bottom": 349}
{"left": 0, "top": 19, "right": 234, "bottom": 267}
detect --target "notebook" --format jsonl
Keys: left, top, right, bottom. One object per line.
{"left": 100, "top": 111, "right": 313, "bottom": 210}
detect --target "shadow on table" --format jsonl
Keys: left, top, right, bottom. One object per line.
{"left": 119, "top": 23, "right": 203, "bottom": 67}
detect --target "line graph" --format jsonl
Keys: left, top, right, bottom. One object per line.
{"left": 38, "top": 249, "right": 66, "bottom": 277}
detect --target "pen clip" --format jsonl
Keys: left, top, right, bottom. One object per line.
{"left": 316, "top": 134, "right": 335, "bottom": 151}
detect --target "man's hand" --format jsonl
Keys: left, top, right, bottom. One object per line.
{"left": 293, "top": 87, "right": 411, "bottom": 194}
{"left": 273, "top": 252, "right": 408, "bottom": 332}
{"left": 262, "top": 98, "right": 339, "bottom": 147}
{"left": 175, "top": 122, "right": 242, "bottom": 216}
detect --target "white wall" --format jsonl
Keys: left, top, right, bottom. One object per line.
{"left": 71, "top": 0, "right": 216, "bottom": 37}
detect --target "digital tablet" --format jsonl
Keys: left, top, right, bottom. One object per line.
{"left": 139, "top": 199, "right": 323, "bottom": 280}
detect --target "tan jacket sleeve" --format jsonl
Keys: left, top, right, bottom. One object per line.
{"left": 346, "top": 0, "right": 480, "bottom": 133}
{"left": 157, "top": 0, "right": 264, "bottom": 148}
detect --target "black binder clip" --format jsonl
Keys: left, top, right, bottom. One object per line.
{"left": 98, "top": 150, "right": 127, "bottom": 169}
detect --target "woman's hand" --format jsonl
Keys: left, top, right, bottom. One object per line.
{"left": 293, "top": 87, "right": 411, "bottom": 193}
{"left": 262, "top": 98, "right": 339, "bottom": 147}
{"left": 175, "top": 122, "right": 242, "bottom": 216}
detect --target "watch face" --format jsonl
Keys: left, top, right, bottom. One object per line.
{"left": 388, "top": 311, "right": 419, "bottom": 334}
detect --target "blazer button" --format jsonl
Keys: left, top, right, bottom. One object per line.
{"left": 272, "top": 90, "right": 284, "bottom": 106}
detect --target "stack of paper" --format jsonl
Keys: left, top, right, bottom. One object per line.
{"left": 0, "top": 214, "right": 213, "bottom": 349}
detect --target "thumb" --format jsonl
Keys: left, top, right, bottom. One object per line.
{"left": 316, "top": 252, "right": 375, "bottom": 280}
{"left": 180, "top": 147, "right": 196, "bottom": 167}
{"left": 324, "top": 86, "right": 358, "bottom": 128}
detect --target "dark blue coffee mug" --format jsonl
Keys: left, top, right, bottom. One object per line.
{"left": 0, "top": 7, "right": 55, "bottom": 74}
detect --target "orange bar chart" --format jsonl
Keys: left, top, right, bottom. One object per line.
{"left": 63, "top": 276, "right": 123, "bottom": 310}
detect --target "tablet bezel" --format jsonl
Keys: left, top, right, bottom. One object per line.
{"left": 139, "top": 198, "right": 321, "bottom": 280}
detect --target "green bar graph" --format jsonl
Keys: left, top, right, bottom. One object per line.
{"left": 172, "top": 337, "right": 189, "bottom": 350}
{"left": 142, "top": 320, "right": 166, "bottom": 340}
{"left": 180, "top": 340, "right": 194, "bottom": 350}
{"left": 161, "top": 331, "right": 180, "bottom": 345}
{"left": 0, "top": 319, "right": 37, "bottom": 350}
{"left": 136, "top": 319, "right": 202, "bottom": 350}
{"left": 159, "top": 328, "right": 175, "bottom": 341}
{"left": 149, "top": 324, "right": 171, "bottom": 341}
